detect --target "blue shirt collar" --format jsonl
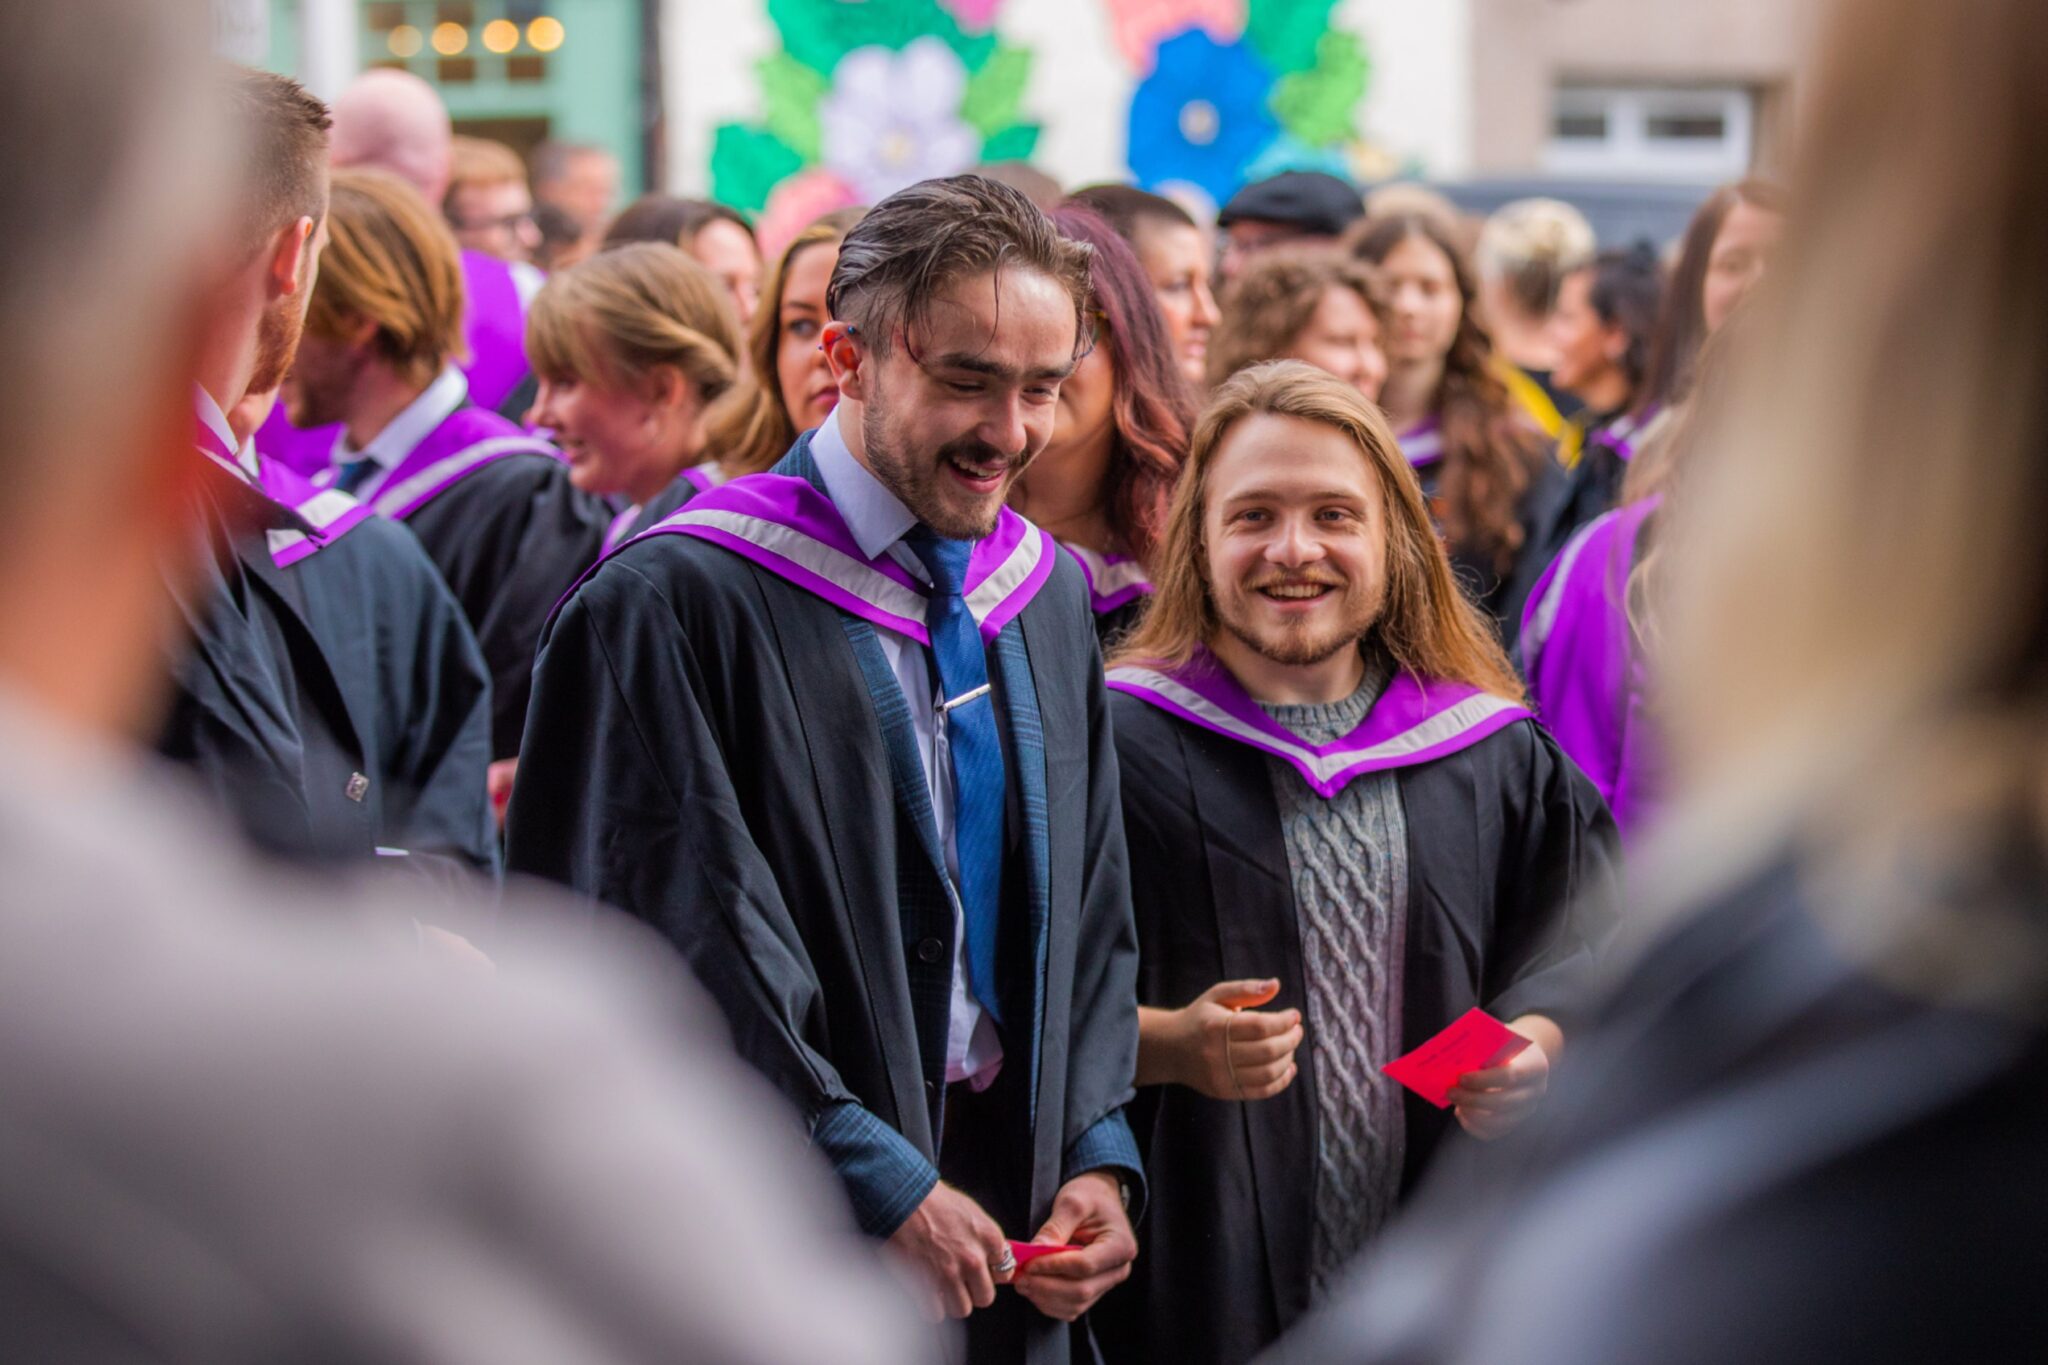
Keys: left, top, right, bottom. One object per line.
{"left": 808, "top": 404, "right": 920, "bottom": 564}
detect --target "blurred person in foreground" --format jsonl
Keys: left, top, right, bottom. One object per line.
{"left": 284, "top": 169, "right": 609, "bottom": 763}
{"left": 445, "top": 134, "right": 543, "bottom": 266}
{"left": 1206, "top": 248, "right": 1390, "bottom": 403}
{"left": 1217, "top": 171, "right": 1365, "bottom": 285}
{"left": 1068, "top": 184, "right": 1221, "bottom": 386}
{"left": 1267, "top": 0, "right": 2048, "bottom": 1360}
{"left": 1009, "top": 205, "right": 1194, "bottom": 647}
{"left": 1096, "top": 362, "right": 1616, "bottom": 1365}
{"left": 0, "top": 6, "right": 933, "bottom": 1361}
{"left": 509, "top": 176, "right": 1144, "bottom": 1363}
{"left": 525, "top": 243, "right": 743, "bottom": 553}
{"left": 705, "top": 207, "right": 868, "bottom": 481}
{"left": 1473, "top": 198, "right": 1596, "bottom": 450}
{"left": 180, "top": 67, "right": 496, "bottom": 885}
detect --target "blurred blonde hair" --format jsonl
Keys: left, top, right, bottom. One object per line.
{"left": 1658, "top": 0, "right": 2048, "bottom": 1000}
{"left": 308, "top": 168, "right": 466, "bottom": 387}
{"left": 1112, "top": 361, "right": 1524, "bottom": 703}
{"left": 1477, "top": 198, "right": 1596, "bottom": 320}
{"left": 526, "top": 242, "right": 741, "bottom": 409}
{"left": 446, "top": 135, "right": 527, "bottom": 198}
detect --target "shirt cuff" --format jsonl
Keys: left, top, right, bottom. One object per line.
{"left": 1061, "top": 1110, "right": 1147, "bottom": 1219}
{"left": 811, "top": 1100, "right": 940, "bottom": 1239}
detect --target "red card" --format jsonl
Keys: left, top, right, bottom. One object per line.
{"left": 1380, "top": 1008, "right": 1531, "bottom": 1108}
{"left": 1009, "top": 1240, "right": 1080, "bottom": 1267}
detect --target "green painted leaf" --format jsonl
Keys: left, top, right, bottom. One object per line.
{"left": 758, "top": 49, "right": 827, "bottom": 161}
{"left": 710, "top": 124, "right": 806, "bottom": 213}
{"left": 979, "top": 122, "right": 1041, "bottom": 163}
{"left": 961, "top": 45, "right": 1031, "bottom": 138}
{"left": 767, "top": 0, "right": 995, "bottom": 77}
{"left": 1270, "top": 30, "right": 1370, "bottom": 147}
{"left": 1243, "top": 0, "right": 1338, "bottom": 76}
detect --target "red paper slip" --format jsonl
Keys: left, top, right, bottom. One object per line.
{"left": 1009, "top": 1240, "right": 1081, "bottom": 1268}
{"left": 1380, "top": 1008, "right": 1531, "bottom": 1108}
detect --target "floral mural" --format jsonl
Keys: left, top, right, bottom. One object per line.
{"left": 1118, "top": 0, "right": 1370, "bottom": 215}
{"left": 712, "top": 0, "right": 1041, "bottom": 255}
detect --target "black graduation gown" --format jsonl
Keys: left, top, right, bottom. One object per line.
{"left": 1420, "top": 457, "right": 1571, "bottom": 654}
{"left": 395, "top": 443, "right": 609, "bottom": 757}
{"left": 1094, "top": 697, "right": 1619, "bottom": 1365}
{"left": 1542, "top": 408, "right": 1632, "bottom": 551}
{"left": 158, "top": 467, "right": 375, "bottom": 863}
{"left": 505, "top": 509, "right": 1140, "bottom": 1365}
{"left": 288, "top": 513, "right": 498, "bottom": 879}
{"left": 1267, "top": 852, "right": 2048, "bottom": 1365}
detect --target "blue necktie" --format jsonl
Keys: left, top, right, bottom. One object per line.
{"left": 905, "top": 527, "right": 1005, "bottom": 1026}
{"left": 333, "top": 457, "right": 375, "bottom": 495}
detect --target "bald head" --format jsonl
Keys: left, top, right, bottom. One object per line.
{"left": 330, "top": 68, "right": 452, "bottom": 205}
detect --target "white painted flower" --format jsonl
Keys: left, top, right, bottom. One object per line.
{"left": 820, "top": 37, "right": 981, "bottom": 203}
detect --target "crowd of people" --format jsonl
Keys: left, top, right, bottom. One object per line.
{"left": 7, "top": 0, "right": 2047, "bottom": 1359}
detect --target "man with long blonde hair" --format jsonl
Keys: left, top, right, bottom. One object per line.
{"left": 1095, "top": 361, "right": 1616, "bottom": 1365}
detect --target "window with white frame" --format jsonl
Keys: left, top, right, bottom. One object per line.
{"left": 1545, "top": 85, "right": 1755, "bottom": 181}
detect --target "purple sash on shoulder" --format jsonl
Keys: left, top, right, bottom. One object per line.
{"left": 680, "top": 460, "right": 726, "bottom": 495}
{"left": 1520, "top": 496, "right": 1661, "bottom": 830}
{"left": 254, "top": 402, "right": 344, "bottom": 479}
{"left": 459, "top": 250, "right": 534, "bottom": 410}
{"left": 626, "top": 472, "right": 1058, "bottom": 644}
{"left": 1060, "top": 542, "right": 1152, "bottom": 616}
{"left": 313, "top": 406, "right": 558, "bottom": 523}
{"left": 1399, "top": 417, "right": 1443, "bottom": 469}
{"left": 1108, "top": 648, "right": 1531, "bottom": 798}
{"left": 255, "top": 456, "right": 373, "bottom": 568}
{"left": 1589, "top": 404, "right": 1662, "bottom": 464}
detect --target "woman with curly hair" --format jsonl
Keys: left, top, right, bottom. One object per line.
{"left": 1205, "top": 246, "right": 1389, "bottom": 402}
{"left": 1007, "top": 204, "right": 1195, "bottom": 645}
{"left": 1350, "top": 213, "right": 1566, "bottom": 648}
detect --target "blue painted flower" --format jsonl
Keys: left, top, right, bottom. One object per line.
{"left": 1127, "top": 27, "right": 1281, "bottom": 210}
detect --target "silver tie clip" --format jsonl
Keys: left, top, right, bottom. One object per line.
{"left": 937, "top": 683, "right": 992, "bottom": 714}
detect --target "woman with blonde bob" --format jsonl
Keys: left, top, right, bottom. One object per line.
{"left": 526, "top": 241, "right": 743, "bottom": 549}
{"left": 1094, "top": 361, "right": 1617, "bottom": 1365}
{"left": 1275, "top": 0, "right": 2048, "bottom": 1360}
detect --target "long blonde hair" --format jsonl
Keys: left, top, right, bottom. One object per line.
{"left": 1657, "top": 0, "right": 2048, "bottom": 999}
{"left": 525, "top": 242, "right": 742, "bottom": 408}
{"left": 1112, "top": 361, "right": 1525, "bottom": 703}
{"left": 706, "top": 207, "right": 867, "bottom": 476}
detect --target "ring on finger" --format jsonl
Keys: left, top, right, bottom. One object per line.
{"left": 993, "top": 1246, "right": 1017, "bottom": 1275}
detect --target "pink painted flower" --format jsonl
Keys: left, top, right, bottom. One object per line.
{"left": 1106, "top": 0, "right": 1245, "bottom": 72}
{"left": 940, "top": 0, "right": 1005, "bottom": 32}
{"left": 757, "top": 169, "right": 860, "bottom": 262}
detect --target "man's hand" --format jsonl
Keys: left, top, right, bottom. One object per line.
{"left": 1449, "top": 1013, "right": 1560, "bottom": 1140}
{"left": 885, "top": 1181, "right": 1012, "bottom": 1322}
{"left": 1138, "top": 979, "right": 1302, "bottom": 1100}
{"left": 1011, "top": 1171, "right": 1137, "bottom": 1322}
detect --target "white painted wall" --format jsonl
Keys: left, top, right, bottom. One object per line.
{"left": 663, "top": 0, "right": 772, "bottom": 194}
{"left": 1341, "top": 0, "right": 1472, "bottom": 179}
{"left": 998, "top": 0, "right": 1129, "bottom": 187}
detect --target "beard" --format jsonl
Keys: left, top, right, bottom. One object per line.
{"left": 859, "top": 384, "right": 1027, "bottom": 542}
{"left": 1215, "top": 567, "right": 1385, "bottom": 668}
{"left": 248, "top": 297, "right": 308, "bottom": 399}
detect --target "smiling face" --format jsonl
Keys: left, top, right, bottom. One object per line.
{"left": 1203, "top": 410, "right": 1387, "bottom": 669}
{"left": 1281, "top": 285, "right": 1388, "bottom": 402}
{"left": 773, "top": 241, "right": 840, "bottom": 434}
{"left": 1134, "top": 220, "right": 1219, "bottom": 383}
{"left": 688, "top": 217, "right": 763, "bottom": 326}
{"left": 1378, "top": 232, "right": 1464, "bottom": 368}
{"left": 1547, "top": 267, "right": 1619, "bottom": 397}
{"left": 831, "top": 264, "right": 1080, "bottom": 540}
{"left": 530, "top": 362, "right": 698, "bottom": 505}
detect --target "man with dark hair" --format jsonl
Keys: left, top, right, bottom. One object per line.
{"left": 511, "top": 174, "right": 1144, "bottom": 1363}
{"left": 285, "top": 168, "right": 609, "bottom": 762}
{"left": 178, "top": 67, "right": 498, "bottom": 881}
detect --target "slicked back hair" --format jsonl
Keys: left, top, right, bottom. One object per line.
{"left": 231, "top": 66, "right": 332, "bottom": 256}
{"left": 826, "top": 174, "right": 1093, "bottom": 360}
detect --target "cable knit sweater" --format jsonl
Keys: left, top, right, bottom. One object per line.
{"left": 1259, "top": 662, "right": 1410, "bottom": 1301}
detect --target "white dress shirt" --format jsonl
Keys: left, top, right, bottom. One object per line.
{"left": 810, "top": 407, "right": 1004, "bottom": 1089}
{"left": 333, "top": 366, "right": 470, "bottom": 500}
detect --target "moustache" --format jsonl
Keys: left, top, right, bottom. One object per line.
{"left": 1247, "top": 572, "right": 1346, "bottom": 591}
{"left": 937, "top": 437, "right": 1026, "bottom": 472}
